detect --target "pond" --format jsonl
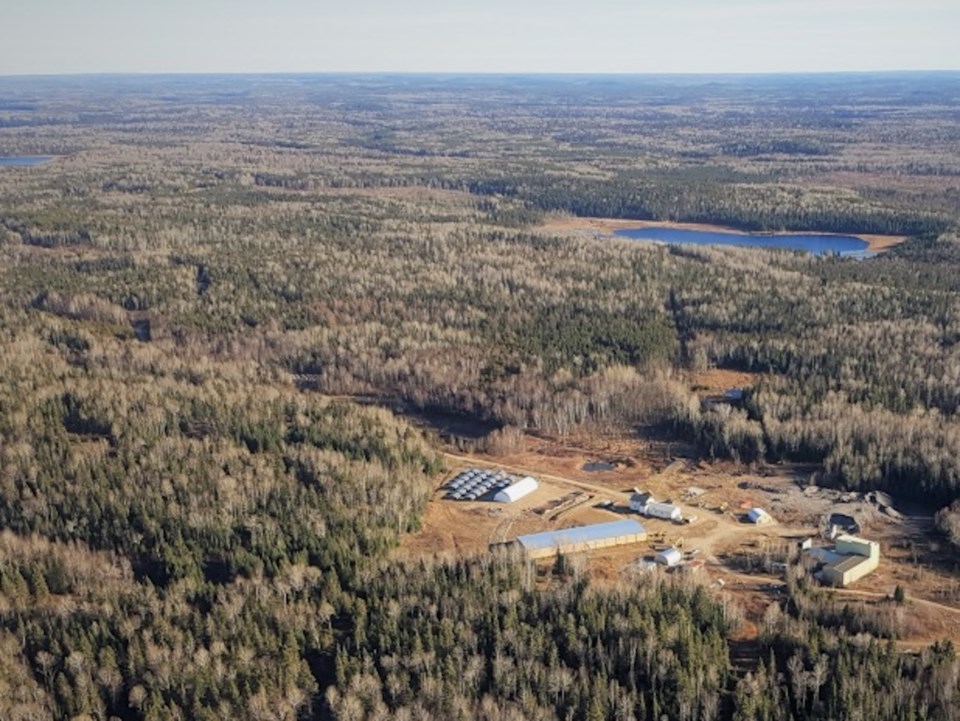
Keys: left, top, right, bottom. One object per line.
{"left": 614, "top": 226, "right": 870, "bottom": 256}
{"left": 0, "top": 156, "right": 53, "bottom": 167}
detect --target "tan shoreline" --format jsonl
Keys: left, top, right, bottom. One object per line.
{"left": 538, "top": 216, "right": 906, "bottom": 254}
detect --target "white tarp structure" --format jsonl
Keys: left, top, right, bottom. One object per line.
{"left": 642, "top": 501, "right": 682, "bottom": 521}
{"left": 747, "top": 507, "right": 774, "bottom": 525}
{"left": 494, "top": 476, "right": 539, "bottom": 503}
{"left": 655, "top": 547, "right": 683, "bottom": 567}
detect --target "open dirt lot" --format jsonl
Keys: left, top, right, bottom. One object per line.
{"left": 690, "top": 368, "right": 760, "bottom": 395}
{"left": 398, "top": 433, "right": 811, "bottom": 569}
{"left": 397, "top": 426, "right": 960, "bottom": 649}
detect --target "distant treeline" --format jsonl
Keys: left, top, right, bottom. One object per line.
{"left": 466, "top": 175, "right": 948, "bottom": 236}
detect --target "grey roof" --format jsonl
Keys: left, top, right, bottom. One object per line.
{"left": 806, "top": 547, "right": 843, "bottom": 565}
{"left": 655, "top": 547, "right": 683, "bottom": 561}
{"left": 516, "top": 519, "right": 646, "bottom": 552}
{"left": 827, "top": 554, "right": 873, "bottom": 574}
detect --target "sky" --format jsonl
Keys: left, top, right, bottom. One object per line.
{"left": 2, "top": 0, "right": 958, "bottom": 75}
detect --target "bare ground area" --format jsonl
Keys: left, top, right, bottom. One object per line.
{"left": 690, "top": 368, "right": 760, "bottom": 395}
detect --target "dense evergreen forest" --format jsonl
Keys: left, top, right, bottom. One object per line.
{"left": 0, "top": 73, "right": 959, "bottom": 719}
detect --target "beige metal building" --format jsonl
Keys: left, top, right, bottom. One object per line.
{"left": 821, "top": 535, "right": 880, "bottom": 587}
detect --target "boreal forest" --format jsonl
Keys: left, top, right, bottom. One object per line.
{"left": 0, "top": 73, "right": 959, "bottom": 720}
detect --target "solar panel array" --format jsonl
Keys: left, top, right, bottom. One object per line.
{"left": 442, "top": 468, "right": 514, "bottom": 501}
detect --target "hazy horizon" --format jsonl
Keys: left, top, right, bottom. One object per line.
{"left": 2, "top": 69, "right": 960, "bottom": 79}
{"left": 3, "top": 0, "right": 958, "bottom": 76}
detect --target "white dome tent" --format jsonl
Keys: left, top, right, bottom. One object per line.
{"left": 655, "top": 548, "right": 683, "bottom": 567}
{"left": 494, "top": 476, "right": 538, "bottom": 503}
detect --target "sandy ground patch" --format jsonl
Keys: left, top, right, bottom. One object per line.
{"left": 690, "top": 368, "right": 760, "bottom": 394}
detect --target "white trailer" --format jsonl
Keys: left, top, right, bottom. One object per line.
{"left": 640, "top": 501, "right": 682, "bottom": 521}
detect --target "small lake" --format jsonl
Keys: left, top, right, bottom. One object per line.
{"left": 615, "top": 226, "right": 870, "bottom": 256}
{"left": 0, "top": 156, "right": 53, "bottom": 167}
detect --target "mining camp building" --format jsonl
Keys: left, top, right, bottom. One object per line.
{"left": 630, "top": 493, "right": 682, "bottom": 521}
{"left": 514, "top": 519, "right": 647, "bottom": 560}
{"left": 821, "top": 535, "right": 880, "bottom": 587}
{"left": 494, "top": 476, "right": 538, "bottom": 503}
{"left": 655, "top": 547, "right": 683, "bottom": 567}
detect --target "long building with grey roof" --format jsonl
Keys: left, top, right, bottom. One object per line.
{"left": 512, "top": 519, "right": 647, "bottom": 560}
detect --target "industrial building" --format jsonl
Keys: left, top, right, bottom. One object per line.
{"left": 821, "top": 535, "right": 880, "bottom": 587}
{"left": 494, "top": 476, "right": 538, "bottom": 503}
{"left": 514, "top": 519, "right": 647, "bottom": 560}
{"left": 629, "top": 491, "right": 652, "bottom": 510}
{"left": 655, "top": 547, "right": 683, "bottom": 567}
{"left": 629, "top": 492, "right": 682, "bottom": 521}
{"left": 747, "top": 507, "right": 774, "bottom": 525}
{"left": 644, "top": 501, "right": 682, "bottom": 521}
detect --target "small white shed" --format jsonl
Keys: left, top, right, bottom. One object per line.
{"left": 654, "top": 548, "right": 683, "bottom": 567}
{"left": 747, "top": 508, "right": 774, "bottom": 525}
{"left": 494, "top": 476, "right": 539, "bottom": 503}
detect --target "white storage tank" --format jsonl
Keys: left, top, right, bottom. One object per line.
{"left": 494, "top": 476, "right": 538, "bottom": 503}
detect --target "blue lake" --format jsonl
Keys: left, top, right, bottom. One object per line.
{"left": 0, "top": 156, "right": 53, "bottom": 167}
{"left": 614, "top": 226, "right": 870, "bottom": 256}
